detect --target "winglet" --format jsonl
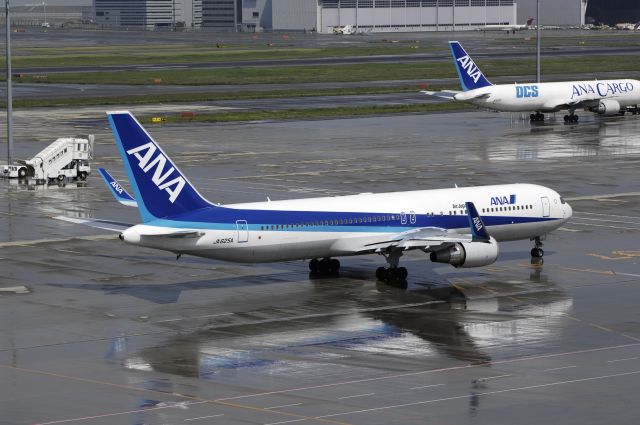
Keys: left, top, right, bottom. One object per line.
{"left": 98, "top": 168, "right": 138, "bottom": 207}
{"left": 465, "top": 201, "right": 490, "bottom": 242}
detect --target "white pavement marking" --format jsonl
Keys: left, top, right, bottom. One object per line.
{"left": 409, "top": 384, "right": 445, "bottom": 390}
{"left": 316, "top": 370, "right": 640, "bottom": 421}
{"left": 473, "top": 374, "right": 512, "bottom": 382}
{"left": 338, "top": 393, "right": 375, "bottom": 400}
{"left": 543, "top": 366, "right": 577, "bottom": 372}
{"left": 219, "top": 342, "right": 640, "bottom": 402}
{"left": 566, "top": 192, "right": 640, "bottom": 201}
{"left": 156, "top": 313, "right": 233, "bottom": 323}
{"left": 184, "top": 414, "right": 225, "bottom": 421}
{"left": 607, "top": 357, "right": 638, "bottom": 363}
{"left": 265, "top": 403, "right": 303, "bottom": 410}
{"left": 567, "top": 222, "right": 640, "bottom": 231}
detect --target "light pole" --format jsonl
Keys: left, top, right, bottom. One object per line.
{"left": 5, "top": 0, "right": 12, "bottom": 166}
{"left": 536, "top": 0, "right": 541, "bottom": 84}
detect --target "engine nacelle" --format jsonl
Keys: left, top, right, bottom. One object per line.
{"left": 429, "top": 238, "right": 499, "bottom": 268}
{"left": 597, "top": 99, "right": 621, "bottom": 116}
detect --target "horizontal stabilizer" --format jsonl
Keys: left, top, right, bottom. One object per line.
{"left": 141, "top": 230, "right": 205, "bottom": 239}
{"left": 54, "top": 216, "right": 133, "bottom": 232}
{"left": 421, "top": 90, "right": 459, "bottom": 100}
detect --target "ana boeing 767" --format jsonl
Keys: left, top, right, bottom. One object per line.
{"left": 423, "top": 41, "right": 640, "bottom": 123}
{"left": 57, "top": 112, "right": 572, "bottom": 283}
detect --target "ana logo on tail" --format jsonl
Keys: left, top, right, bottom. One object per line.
{"left": 457, "top": 55, "right": 483, "bottom": 84}
{"left": 126, "top": 142, "right": 186, "bottom": 203}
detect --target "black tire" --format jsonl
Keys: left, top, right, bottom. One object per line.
{"left": 309, "top": 259, "right": 319, "bottom": 272}
{"left": 57, "top": 175, "right": 65, "bottom": 181}
{"left": 318, "top": 258, "right": 330, "bottom": 274}
{"left": 530, "top": 114, "right": 536, "bottom": 121}
{"left": 563, "top": 115, "right": 569, "bottom": 123}
{"left": 398, "top": 267, "right": 408, "bottom": 280}
{"left": 330, "top": 258, "right": 340, "bottom": 273}
{"left": 79, "top": 171, "right": 88, "bottom": 181}
{"left": 18, "top": 167, "right": 27, "bottom": 178}
{"left": 530, "top": 248, "right": 544, "bottom": 258}
{"left": 375, "top": 267, "right": 387, "bottom": 280}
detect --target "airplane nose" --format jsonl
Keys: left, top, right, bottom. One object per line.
{"left": 565, "top": 202, "right": 573, "bottom": 219}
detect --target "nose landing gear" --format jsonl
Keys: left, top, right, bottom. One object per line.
{"left": 530, "top": 236, "right": 544, "bottom": 258}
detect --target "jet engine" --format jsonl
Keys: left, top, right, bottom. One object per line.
{"left": 429, "top": 239, "right": 499, "bottom": 268}
{"left": 596, "top": 99, "right": 622, "bottom": 116}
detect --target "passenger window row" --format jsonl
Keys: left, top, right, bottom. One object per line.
{"left": 482, "top": 205, "right": 533, "bottom": 213}
{"left": 259, "top": 214, "right": 403, "bottom": 231}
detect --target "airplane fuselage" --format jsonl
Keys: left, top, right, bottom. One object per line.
{"left": 455, "top": 79, "right": 640, "bottom": 113}
{"left": 122, "top": 183, "right": 572, "bottom": 263}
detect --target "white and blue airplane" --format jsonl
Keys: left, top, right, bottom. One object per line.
{"left": 423, "top": 41, "right": 640, "bottom": 123}
{"left": 57, "top": 111, "right": 572, "bottom": 283}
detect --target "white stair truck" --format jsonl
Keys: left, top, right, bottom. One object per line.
{"left": 23, "top": 135, "right": 94, "bottom": 182}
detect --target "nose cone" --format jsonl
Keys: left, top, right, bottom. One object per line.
{"left": 564, "top": 202, "right": 573, "bottom": 220}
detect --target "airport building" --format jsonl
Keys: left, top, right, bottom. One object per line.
{"left": 90, "top": 0, "right": 588, "bottom": 32}
{"left": 93, "top": 0, "right": 203, "bottom": 29}
{"left": 242, "top": 0, "right": 518, "bottom": 33}
{"left": 518, "top": 0, "right": 588, "bottom": 28}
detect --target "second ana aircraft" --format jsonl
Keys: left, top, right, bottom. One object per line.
{"left": 424, "top": 41, "right": 640, "bottom": 123}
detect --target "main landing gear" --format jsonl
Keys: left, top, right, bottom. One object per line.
{"left": 530, "top": 236, "right": 544, "bottom": 258}
{"left": 530, "top": 112, "right": 545, "bottom": 122}
{"left": 309, "top": 258, "right": 340, "bottom": 277}
{"left": 375, "top": 250, "right": 408, "bottom": 288}
{"left": 563, "top": 114, "right": 579, "bottom": 123}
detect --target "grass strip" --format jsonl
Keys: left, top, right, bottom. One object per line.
{"left": 2, "top": 86, "right": 441, "bottom": 108}
{"left": 7, "top": 55, "right": 640, "bottom": 86}
{"left": 2, "top": 45, "right": 436, "bottom": 68}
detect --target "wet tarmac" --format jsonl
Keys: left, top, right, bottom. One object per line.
{"left": 1, "top": 110, "right": 640, "bottom": 424}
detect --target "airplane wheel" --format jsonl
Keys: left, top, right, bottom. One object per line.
{"left": 563, "top": 115, "right": 569, "bottom": 123}
{"left": 376, "top": 266, "right": 387, "bottom": 280}
{"left": 572, "top": 115, "right": 579, "bottom": 123}
{"left": 530, "top": 248, "right": 544, "bottom": 258}
{"left": 309, "top": 259, "right": 319, "bottom": 272}
{"left": 330, "top": 258, "right": 341, "bottom": 273}
{"left": 398, "top": 267, "right": 408, "bottom": 280}
{"left": 530, "top": 113, "right": 536, "bottom": 121}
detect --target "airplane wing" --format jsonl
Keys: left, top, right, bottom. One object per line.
{"left": 54, "top": 216, "right": 133, "bottom": 232}
{"left": 98, "top": 168, "right": 138, "bottom": 208}
{"left": 343, "top": 202, "right": 492, "bottom": 254}
{"left": 420, "top": 90, "right": 460, "bottom": 100}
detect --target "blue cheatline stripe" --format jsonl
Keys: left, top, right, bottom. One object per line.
{"left": 146, "top": 214, "right": 559, "bottom": 232}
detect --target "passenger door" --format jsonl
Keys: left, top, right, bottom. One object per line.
{"left": 236, "top": 220, "right": 249, "bottom": 243}
{"left": 541, "top": 197, "right": 550, "bottom": 217}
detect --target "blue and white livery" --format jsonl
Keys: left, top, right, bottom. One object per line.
{"left": 98, "top": 167, "right": 138, "bottom": 207}
{"left": 423, "top": 41, "right": 640, "bottom": 123}
{"left": 56, "top": 111, "right": 572, "bottom": 282}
